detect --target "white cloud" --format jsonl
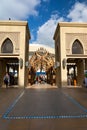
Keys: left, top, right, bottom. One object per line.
{"left": 33, "top": 2, "right": 87, "bottom": 48}
{"left": 67, "top": 2, "right": 87, "bottom": 22}
{"left": 42, "top": 0, "right": 49, "bottom": 2}
{"left": 0, "top": 0, "right": 41, "bottom": 20}
{"left": 1, "top": 0, "right": 87, "bottom": 48}
{"left": 32, "top": 14, "right": 64, "bottom": 47}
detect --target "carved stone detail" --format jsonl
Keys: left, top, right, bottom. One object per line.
{"left": 66, "top": 33, "right": 87, "bottom": 54}
{"left": 0, "top": 32, "right": 20, "bottom": 53}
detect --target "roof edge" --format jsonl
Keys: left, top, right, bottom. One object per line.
{"left": 0, "top": 20, "right": 28, "bottom": 26}
{"left": 58, "top": 22, "right": 87, "bottom": 27}
{"left": 53, "top": 22, "right": 87, "bottom": 40}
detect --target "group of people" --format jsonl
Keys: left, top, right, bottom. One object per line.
{"left": 67, "top": 75, "right": 76, "bottom": 86}
{"left": 3, "top": 72, "right": 87, "bottom": 88}
{"left": 35, "top": 75, "right": 46, "bottom": 84}
{"left": 67, "top": 74, "right": 87, "bottom": 88}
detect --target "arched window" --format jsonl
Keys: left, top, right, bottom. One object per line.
{"left": 72, "top": 39, "right": 83, "bottom": 54}
{"left": 1, "top": 38, "right": 13, "bottom": 53}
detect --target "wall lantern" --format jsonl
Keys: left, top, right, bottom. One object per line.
{"left": 19, "top": 58, "right": 23, "bottom": 69}
{"left": 56, "top": 61, "right": 60, "bottom": 67}
{"left": 54, "top": 61, "right": 60, "bottom": 69}
{"left": 25, "top": 61, "right": 29, "bottom": 67}
{"left": 62, "top": 58, "right": 66, "bottom": 69}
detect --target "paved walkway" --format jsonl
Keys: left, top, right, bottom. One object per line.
{"left": 0, "top": 84, "right": 87, "bottom": 130}
{"left": 27, "top": 83, "right": 57, "bottom": 89}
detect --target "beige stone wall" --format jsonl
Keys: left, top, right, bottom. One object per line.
{"left": 59, "top": 26, "right": 67, "bottom": 87}
{"left": 77, "top": 60, "right": 84, "bottom": 86}
{"left": 56, "top": 23, "right": 87, "bottom": 56}
{"left": 66, "top": 33, "right": 87, "bottom": 55}
{"left": 0, "top": 32, "right": 20, "bottom": 54}
{"left": 54, "top": 30, "right": 62, "bottom": 87}
{"left": 0, "top": 21, "right": 30, "bottom": 87}
{"left": 24, "top": 30, "right": 29, "bottom": 86}
{"left": 54, "top": 22, "right": 87, "bottom": 87}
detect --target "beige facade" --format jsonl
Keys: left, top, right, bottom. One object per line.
{"left": 0, "top": 20, "right": 30, "bottom": 87}
{"left": 54, "top": 22, "right": 87, "bottom": 87}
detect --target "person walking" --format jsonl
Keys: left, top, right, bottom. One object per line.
{"left": 4, "top": 72, "right": 10, "bottom": 88}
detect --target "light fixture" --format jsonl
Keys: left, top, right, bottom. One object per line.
{"left": 62, "top": 58, "right": 66, "bottom": 69}
{"left": 25, "top": 61, "right": 29, "bottom": 67}
{"left": 19, "top": 58, "right": 23, "bottom": 69}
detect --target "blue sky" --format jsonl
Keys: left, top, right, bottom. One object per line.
{"left": 0, "top": 0, "right": 87, "bottom": 47}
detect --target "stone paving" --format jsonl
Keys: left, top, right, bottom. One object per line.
{"left": 0, "top": 85, "right": 87, "bottom": 130}
{"left": 26, "top": 83, "right": 57, "bottom": 89}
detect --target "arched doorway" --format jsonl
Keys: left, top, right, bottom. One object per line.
{"left": 67, "top": 39, "right": 84, "bottom": 86}
{"left": 0, "top": 38, "right": 19, "bottom": 87}
{"left": 28, "top": 47, "right": 55, "bottom": 86}
{"left": 0, "top": 58, "right": 19, "bottom": 86}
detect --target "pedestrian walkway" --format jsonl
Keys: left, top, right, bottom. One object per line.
{"left": 0, "top": 85, "right": 87, "bottom": 130}
{"left": 27, "top": 83, "right": 57, "bottom": 89}
{"left": 3, "top": 88, "right": 87, "bottom": 119}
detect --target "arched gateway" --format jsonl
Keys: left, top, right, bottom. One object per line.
{"left": 0, "top": 21, "right": 30, "bottom": 87}
{"left": 53, "top": 22, "right": 87, "bottom": 87}
{"left": 28, "top": 47, "right": 55, "bottom": 85}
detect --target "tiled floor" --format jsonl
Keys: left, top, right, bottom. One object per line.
{"left": 0, "top": 85, "right": 87, "bottom": 130}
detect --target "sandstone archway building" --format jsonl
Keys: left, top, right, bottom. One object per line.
{"left": 0, "top": 20, "right": 30, "bottom": 87}
{"left": 54, "top": 22, "right": 87, "bottom": 87}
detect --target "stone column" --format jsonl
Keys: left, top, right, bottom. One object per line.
{"left": 0, "top": 60, "right": 2, "bottom": 87}
{"left": 59, "top": 30, "right": 67, "bottom": 87}
{"left": 60, "top": 58, "right": 67, "bottom": 87}
{"left": 85, "top": 59, "right": 87, "bottom": 70}
{"left": 18, "top": 30, "right": 27, "bottom": 87}
{"left": 77, "top": 59, "right": 84, "bottom": 86}
{"left": 56, "top": 66, "right": 61, "bottom": 87}
{"left": 0, "top": 59, "right": 6, "bottom": 86}
{"left": 18, "top": 58, "right": 25, "bottom": 87}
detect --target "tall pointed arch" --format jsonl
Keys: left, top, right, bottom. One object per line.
{"left": 1, "top": 38, "right": 13, "bottom": 53}
{"left": 72, "top": 39, "right": 83, "bottom": 54}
